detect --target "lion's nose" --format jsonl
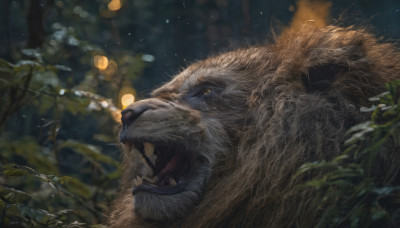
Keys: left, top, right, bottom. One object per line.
{"left": 121, "top": 105, "right": 150, "bottom": 128}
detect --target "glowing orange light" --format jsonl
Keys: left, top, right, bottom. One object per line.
{"left": 281, "top": 0, "right": 331, "bottom": 38}
{"left": 94, "top": 55, "right": 109, "bottom": 70}
{"left": 108, "top": 0, "right": 121, "bottom": 11}
{"left": 121, "top": 94, "right": 135, "bottom": 108}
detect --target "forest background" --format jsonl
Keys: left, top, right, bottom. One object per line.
{"left": 0, "top": 0, "right": 399, "bottom": 227}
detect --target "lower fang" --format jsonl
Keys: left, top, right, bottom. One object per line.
{"left": 169, "top": 177, "right": 177, "bottom": 186}
{"left": 143, "top": 176, "right": 159, "bottom": 184}
{"left": 134, "top": 176, "right": 143, "bottom": 186}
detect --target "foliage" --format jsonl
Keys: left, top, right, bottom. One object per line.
{"left": 0, "top": 0, "right": 399, "bottom": 227}
{"left": 296, "top": 80, "right": 400, "bottom": 227}
{"left": 0, "top": 1, "right": 149, "bottom": 227}
{"left": 1, "top": 164, "right": 104, "bottom": 227}
{"left": 0, "top": 47, "right": 121, "bottom": 227}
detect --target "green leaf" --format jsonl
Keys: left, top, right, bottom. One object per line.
{"left": 47, "top": 64, "right": 72, "bottom": 72}
{"left": 55, "top": 209, "right": 74, "bottom": 216}
{"left": 344, "top": 126, "right": 375, "bottom": 145}
{"left": 360, "top": 105, "right": 376, "bottom": 112}
{"left": 345, "top": 121, "right": 372, "bottom": 135}
{"left": 0, "top": 59, "right": 14, "bottom": 75}
{"left": 15, "top": 60, "right": 40, "bottom": 67}
{"left": 32, "top": 70, "right": 61, "bottom": 88}
{"left": 373, "top": 186, "right": 400, "bottom": 196}
{"left": 0, "top": 59, "right": 14, "bottom": 68}
{"left": 0, "top": 186, "right": 31, "bottom": 203}
{"left": 21, "top": 49, "right": 42, "bottom": 59}
{"left": 16, "top": 204, "right": 62, "bottom": 225}
{"left": 59, "top": 176, "right": 93, "bottom": 199}
{"left": 2, "top": 165, "right": 30, "bottom": 177}
{"left": 369, "top": 91, "right": 389, "bottom": 102}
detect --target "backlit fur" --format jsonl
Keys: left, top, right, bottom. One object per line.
{"left": 108, "top": 25, "right": 400, "bottom": 227}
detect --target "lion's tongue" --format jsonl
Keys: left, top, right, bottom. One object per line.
{"left": 160, "top": 154, "right": 183, "bottom": 175}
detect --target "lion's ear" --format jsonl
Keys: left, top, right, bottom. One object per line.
{"left": 302, "top": 63, "right": 346, "bottom": 92}
{"left": 302, "top": 40, "right": 367, "bottom": 92}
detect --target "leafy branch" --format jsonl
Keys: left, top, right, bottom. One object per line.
{"left": 295, "top": 80, "right": 400, "bottom": 227}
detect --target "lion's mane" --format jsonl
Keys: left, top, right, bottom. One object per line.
{"left": 109, "top": 25, "right": 400, "bottom": 227}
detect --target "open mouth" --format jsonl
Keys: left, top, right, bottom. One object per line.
{"left": 124, "top": 140, "right": 192, "bottom": 195}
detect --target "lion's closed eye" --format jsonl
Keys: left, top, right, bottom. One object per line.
{"left": 193, "top": 87, "right": 214, "bottom": 98}
{"left": 186, "top": 85, "right": 225, "bottom": 109}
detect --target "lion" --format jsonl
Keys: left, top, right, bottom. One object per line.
{"left": 108, "top": 25, "right": 400, "bottom": 227}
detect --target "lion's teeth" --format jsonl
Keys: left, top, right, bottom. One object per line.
{"left": 143, "top": 142, "right": 155, "bottom": 157}
{"left": 169, "top": 177, "right": 177, "bottom": 186}
{"left": 134, "top": 176, "right": 143, "bottom": 186}
{"left": 143, "top": 176, "right": 159, "bottom": 184}
{"left": 152, "top": 176, "right": 159, "bottom": 183}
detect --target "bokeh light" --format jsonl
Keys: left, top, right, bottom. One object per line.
{"left": 94, "top": 55, "right": 109, "bottom": 70}
{"left": 286, "top": 0, "right": 331, "bottom": 32}
{"left": 101, "top": 59, "right": 118, "bottom": 81}
{"left": 108, "top": 0, "right": 121, "bottom": 11}
{"left": 121, "top": 93, "right": 135, "bottom": 109}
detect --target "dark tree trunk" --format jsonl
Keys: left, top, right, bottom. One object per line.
{"left": 26, "top": 0, "right": 45, "bottom": 48}
{"left": 1, "top": 0, "right": 11, "bottom": 60}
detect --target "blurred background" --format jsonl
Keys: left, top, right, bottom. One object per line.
{"left": 0, "top": 0, "right": 399, "bottom": 227}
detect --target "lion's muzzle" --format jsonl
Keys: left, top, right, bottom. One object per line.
{"left": 118, "top": 97, "right": 206, "bottom": 198}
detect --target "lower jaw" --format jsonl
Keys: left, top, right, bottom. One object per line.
{"left": 133, "top": 191, "right": 195, "bottom": 221}
{"left": 132, "top": 175, "right": 207, "bottom": 221}
{"left": 132, "top": 169, "right": 196, "bottom": 195}
{"left": 132, "top": 181, "right": 188, "bottom": 195}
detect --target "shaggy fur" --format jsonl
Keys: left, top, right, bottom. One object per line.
{"left": 108, "top": 25, "right": 400, "bottom": 227}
